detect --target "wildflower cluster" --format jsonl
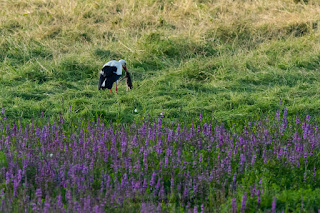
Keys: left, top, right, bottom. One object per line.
{"left": 0, "top": 108, "right": 319, "bottom": 212}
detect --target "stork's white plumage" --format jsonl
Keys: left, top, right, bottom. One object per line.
{"left": 102, "top": 59, "right": 127, "bottom": 75}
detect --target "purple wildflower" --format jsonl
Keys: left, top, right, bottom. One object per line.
{"left": 272, "top": 197, "right": 276, "bottom": 213}
{"left": 232, "top": 198, "right": 237, "bottom": 213}
{"left": 241, "top": 193, "right": 247, "bottom": 213}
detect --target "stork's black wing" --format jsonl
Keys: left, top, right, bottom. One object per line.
{"left": 99, "top": 66, "right": 117, "bottom": 90}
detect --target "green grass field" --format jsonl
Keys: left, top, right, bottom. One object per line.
{"left": 2, "top": 1, "right": 320, "bottom": 212}
{"left": 1, "top": 0, "right": 320, "bottom": 123}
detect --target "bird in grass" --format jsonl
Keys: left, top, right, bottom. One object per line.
{"left": 98, "top": 59, "right": 128, "bottom": 95}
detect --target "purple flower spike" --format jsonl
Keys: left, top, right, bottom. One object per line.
{"left": 194, "top": 205, "right": 198, "bottom": 213}
{"left": 232, "top": 198, "right": 237, "bottom": 213}
{"left": 272, "top": 197, "right": 276, "bottom": 213}
{"left": 241, "top": 193, "right": 247, "bottom": 213}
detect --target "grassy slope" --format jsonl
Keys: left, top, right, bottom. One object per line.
{"left": 1, "top": 0, "right": 320, "bottom": 123}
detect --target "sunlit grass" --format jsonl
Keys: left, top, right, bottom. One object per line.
{"left": 0, "top": 0, "right": 320, "bottom": 123}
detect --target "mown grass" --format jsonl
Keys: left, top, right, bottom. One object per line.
{"left": 0, "top": 0, "right": 320, "bottom": 124}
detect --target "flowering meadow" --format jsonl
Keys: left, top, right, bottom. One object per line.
{"left": 0, "top": 108, "right": 320, "bottom": 212}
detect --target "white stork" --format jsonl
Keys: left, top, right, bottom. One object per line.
{"left": 98, "top": 59, "right": 127, "bottom": 95}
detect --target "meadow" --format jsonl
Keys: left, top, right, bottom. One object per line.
{"left": 1, "top": 0, "right": 320, "bottom": 212}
